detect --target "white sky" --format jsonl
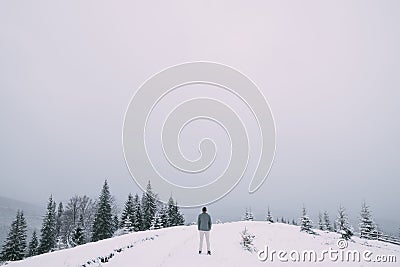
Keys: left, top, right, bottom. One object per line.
{"left": 1, "top": 1, "right": 399, "bottom": 233}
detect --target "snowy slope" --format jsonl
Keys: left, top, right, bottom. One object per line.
{"left": 3, "top": 221, "right": 399, "bottom": 267}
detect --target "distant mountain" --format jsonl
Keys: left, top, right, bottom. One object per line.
{"left": 0, "top": 196, "right": 43, "bottom": 246}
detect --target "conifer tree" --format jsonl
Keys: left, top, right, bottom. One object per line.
{"left": 359, "top": 201, "right": 375, "bottom": 240}
{"left": 150, "top": 212, "right": 163, "bottom": 230}
{"left": 27, "top": 230, "right": 39, "bottom": 257}
{"left": 242, "top": 208, "right": 254, "bottom": 221}
{"left": 159, "top": 205, "right": 169, "bottom": 228}
{"left": 55, "top": 202, "right": 63, "bottom": 238}
{"left": 323, "top": 211, "right": 332, "bottom": 231}
{"left": 120, "top": 193, "right": 135, "bottom": 232}
{"left": 112, "top": 215, "right": 119, "bottom": 234}
{"left": 318, "top": 212, "right": 324, "bottom": 230}
{"left": 54, "top": 202, "right": 65, "bottom": 250}
{"left": 71, "top": 214, "right": 85, "bottom": 246}
{"left": 91, "top": 180, "right": 113, "bottom": 241}
{"left": 141, "top": 181, "right": 157, "bottom": 230}
{"left": 167, "top": 196, "right": 175, "bottom": 227}
{"left": 0, "top": 210, "right": 27, "bottom": 261}
{"left": 266, "top": 206, "right": 274, "bottom": 223}
{"left": 174, "top": 201, "right": 185, "bottom": 226}
{"left": 299, "top": 206, "right": 315, "bottom": 234}
{"left": 132, "top": 193, "right": 143, "bottom": 231}
{"left": 38, "top": 196, "right": 57, "bottom": 254}
{"left": 336, "top": 205, "right": 353, "bottom": 240}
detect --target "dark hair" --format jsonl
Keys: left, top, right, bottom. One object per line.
{"left": 202, "top": 207, "right": 207, "bottom": 212}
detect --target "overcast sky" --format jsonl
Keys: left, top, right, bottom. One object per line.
{"left": 1, "top": 1, "right": 399, "bottom": 233}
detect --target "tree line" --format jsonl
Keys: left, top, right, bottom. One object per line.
{"left": 0, "top": 180, "right": 185, "bottom": 262}
{"left": 243, "top": 201, "right": 399, "bottom": 243}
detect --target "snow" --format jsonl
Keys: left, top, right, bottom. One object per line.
{"left": 3, "top": 221, "right": 400, "bottom": 267}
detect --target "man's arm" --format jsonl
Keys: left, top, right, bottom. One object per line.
{"left": 197, "top": 214, "right": 201, "bottom": 230}
{"left": 208, "top": 214, "right": 212, "bottom": 230}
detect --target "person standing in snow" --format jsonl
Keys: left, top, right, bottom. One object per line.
{"left": 198, "top": 206, "right": 212, "bottom": 255}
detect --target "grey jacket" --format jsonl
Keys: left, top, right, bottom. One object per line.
{"left": 197, "top": 212, "right": 212, "bottom": 231}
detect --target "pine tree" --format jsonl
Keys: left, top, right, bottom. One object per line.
{"left": 174, "top": 201, "right": 185, "bottom": 226}
{"left": 240, "top": 227, "right": 256, "bottom": 252}
{"left": 38, "top": 195, "right": 57, "bottom": 254}
{"left": 299, "top": 206, "right": 315, "bottom": 234}
{"left": 0, "top": 210, "right": 27, "bottom": 261}
{"left": 243, "top": 208, "right": 254, "bottom": 221}
{"left": 318, "top": 212, "right": 324, "bottom": 230}
{"left": 336, "top": 205, "right": 353, "bottom": 240}
{"left": 71, "top": 214, "right": 85, "bottom": 247}
{"left": 55, "top": 202, "right": 63, "bottom": 238}
{"left": 167, "top": 196, "right": 175, "bottom": 227}
{"left": 159, "top": 205, "right": 169, "bottom": 228}
{"left": 141, "top": 181, "right": 157, "bottom": 230}
{"left": 91, "top": 180, "right": 113, "bottom": 241}
{"left": 323, "top": 211, "right": 332, "bottom": 231}
{"left": 333, "top": 221, "right": 337, "bottom": 232}
{"left": 120, "top": 193, "right": 135, "bottom": 232}
{"left": 359, "top": 201, "right": 375, "bottom": 240}
{"left": 54, "top": 202, "right": 65, "bottom": 250}
{"left": 291, "top": 218, "right": 297, "bottom": 225}
{"left": 266, "top": 206, "right": 274, "bottom": 223}
{"left": 112, "top": 215, "right": 119, "bottom": 234}
{"left": 27, "top": 230, "right": 39, "bottom": 257}
{"left": 132, "top": 193, "right": 143, "bottom": 231}
{"left": 150, "top": 212, "right": 163, "bottom": 230}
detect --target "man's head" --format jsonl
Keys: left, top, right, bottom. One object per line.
{"left": 202, "top": 207, "right": 207, "bottom": 213}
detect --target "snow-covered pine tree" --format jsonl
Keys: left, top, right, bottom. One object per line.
{"left": 291, "top": 219, "right": 297, "bottom": 225}
{"left": 318, "top": 212, "right": 324, "bottom": 230}
{"left": 370, "top": 224, "right": 382, "bottom": 240}
{"left": 167, "top": 196, "right": 176, "bottom": 227}
{"left": 299, "top": 206, "right": 315, "bottom": 234}
{"left": 333, "top": 221, "right": 337, "bottom": 232}
{"left": 174, "top": 201, "right": 185, "bottom": 226}
{"left": 120, "top": 193, "right": 135, "bottom": 232}
{"left": 243, "top": 208, "right": 254, "bottom": 221}
{"left": 359, "top": 201, "right": 375, "bottom": 240}
{"left": 0, "top": 210, "right": 27, "bottom": 261}
{"left": 27, "top": 230, "right": 39, "bottom": 257}
{"left": 142, "top": 181, "right": 157, "bottom": 230}
{"left": 150, "top": 212, "right": 163, "bottom": 230}
{"left": 112, "top": 215, "right": 119, "bottom": 234}
{"left": 54, "top": 202, "right": 65, "bottom": 250}
{"left": 38, "top": 195, "right": 57, "bottom": 254}
{"left": 159, "top": 205, "right": 169, "bottom": 228}
{"left": 55, "top": 202, "right": 63, "bottom": 239}
{"left": 91, "top": 180, "right": 114, "bottom": 241}
{"left": 132, "top": 193, "right": 143, "bottom": 231}
{"left": 240, "top": 227, "right": 256, "bottom": 252}
{"left": 266, "top": 206, "right": 274, "bottom": 223}
{"left": 323, "top": 211, "right": 332, "bottom": 231}
{"left": 336, "top": 205, "right": 353, "bottom": 240}
{"left": 71, "top": 214, "right": 85, "bottom": 247}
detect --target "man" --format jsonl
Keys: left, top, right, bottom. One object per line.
{"left": 197, "top": 206, "right": 212, "bottom": 255}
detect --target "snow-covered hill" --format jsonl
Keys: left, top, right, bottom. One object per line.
{"left": 3, "top": 221, "right": 399, "bottom": 267}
